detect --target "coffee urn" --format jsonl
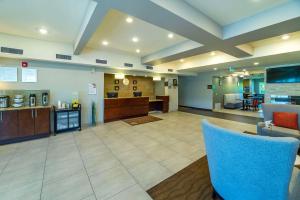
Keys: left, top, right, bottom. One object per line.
{"left": 29, "top": 94, "right": 36, "bottom": 107}
{"left": 42, "top": 92, "right": 49, "bottom": 106}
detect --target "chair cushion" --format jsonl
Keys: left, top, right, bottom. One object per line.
{"left": 273, "top": 112, "right": 298, "bottom": 130}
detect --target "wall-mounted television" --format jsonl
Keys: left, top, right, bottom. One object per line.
{"left": 266, "top": 65, "right": 300, "bottom": 83}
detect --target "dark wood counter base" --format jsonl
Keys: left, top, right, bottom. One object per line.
{"left": 0, "top": 107, "right": 51, "bottom": 145}
{"left": 104, "top": 97, "right": 149, "bottom": 122}
{"left": 0, "top": 133, "right": 50, "bottom": 145}
{"left": 104, "top": 96, "right": 169, "bottom": 123}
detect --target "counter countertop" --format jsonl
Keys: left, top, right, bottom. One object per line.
{"left": 104, "top": 96, "right": 150, "bottom": 100}
{"left": 0, "top": 105, "right": 52, "bottom": 112}
{"left": 149, "top": 99, "right": 164, "bottom": 102}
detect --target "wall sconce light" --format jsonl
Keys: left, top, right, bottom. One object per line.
{"left": 153, "top": 76, "right": 161, "bottom": 81}
{"left": 115, "top": 73, "right": 125, "bottom": 79}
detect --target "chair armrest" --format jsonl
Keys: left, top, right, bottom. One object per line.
{"left": 257, "top": 122, "right": 265, "bottom": 135}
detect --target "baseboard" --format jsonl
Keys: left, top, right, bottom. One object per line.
{"left": 178, "top": 105, "right": 213, "bottom": 111}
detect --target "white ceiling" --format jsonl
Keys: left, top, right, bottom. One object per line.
{"left": 0, "top": 0, "right": 91, "bottom": 43}
{"left": 86, "top": 9, "right": 187, "bottom": 56}
{"left": 184, "top": 0, "right": 291, "bottom": 26}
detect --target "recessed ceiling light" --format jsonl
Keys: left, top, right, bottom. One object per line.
{"left": 254, "top": 62, "right": 259, "bottom": 66}
{"left": 210, "top": 51, "right": 216, "bottom": 56}
{"left": 126, "top": 17, "right": 133, "bottom": 23}
{"left": 213, "top": 68, "right": 218, "bottom": 70}
{"left": 136, "top": 49, "right": 140, "bottom": 53}
{"left": 39, "top": 28, "right": 48, "bottom": 35}
{"left": 168, "top": 33, "right": 174, "bottom": 39}
{"left": 180, "top": 59, "right": 184, "bottom": 63}
{"left": 281, "top": 34, "right": 290, "bottom": 40}
{"left": 132, "top": 37, "right": 139, "bottom": 42}
{"left": 102, "top": 40, "right": 109, "bottom": 46}
{"left": 240, "top": 75, "right": 244, "bottom": 78}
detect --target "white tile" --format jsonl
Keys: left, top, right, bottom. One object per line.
{"left": 107, "top": 184, "right": 152, "bottom": 200}
{"left": 90, "top": 165, "right": 136, "bottom": 200}
{"left": 41, "top": 170, "right": 93, "bottom": 200}
{"left": 129, "top": 160, "right": 172, "bottom": 190}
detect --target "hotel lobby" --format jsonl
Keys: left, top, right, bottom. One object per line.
{"left": 1, "top": 0, "right": 300, "bottom": 200}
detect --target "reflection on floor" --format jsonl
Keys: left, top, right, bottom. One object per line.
{"left": 179, "top": 106, "right": 263, "bottom": 125}
{"left": 213, "top": 108, "right": 264, "bottom": 118}
{"left": 0, "top": 111, "right": 256, "bottom": 200}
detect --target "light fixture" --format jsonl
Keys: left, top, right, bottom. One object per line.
{"left": 168, "top": 33, "right": 174, "bottom": 39}
{"left": 240, "top": 75, "right": 244, "bottom": 78}
{"left": 126, "top": 17, "right": 133, "bottom": 23}
{"left": 153, "top": 76, "right": 161, "bottom": 81}
{"left": 115, "top": 73, "right": 125, "bottom": 79}
{"left": 210, "top": 51, "right": 216, "bottom": 56}
{"left": 254, "top": 62, "right": 259, "bottom": 66}
{"left": 136, "top": 49, "right": 140, "bottom": 53}
{"left": 132, "top": 37, "right": 139, "bottom": 42}
{"left": 102, "top": 40, "right": 109, "bottom": 46}
{"left": 213, "top": 68, "right": 218, "bottom": 71}
{"left": 232, "top": 73, "right": 238, "bottom": 77}
{"left": 39, "top": 28, "right": 48, "bottom": 35}
{"left": 243, "top": 69, "right": 247, "bottom": 71}
{"left": 180, "top": 59, "right": 184, "bottom": 63}
{"left": 281, "top": 34, "right": 290, "bottom": 40}
{"left": 244, "top": 71, "right": 250, "bottom": 76}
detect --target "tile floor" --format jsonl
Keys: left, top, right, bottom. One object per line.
{"left": 0, "top": 111, "right": 257, "bottom": 200}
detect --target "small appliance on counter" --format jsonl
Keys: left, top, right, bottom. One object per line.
{"left": 29, "top": 94, "right": 36, "bottom": 107}
{"left": 0, "top": 95, "right": 9, "bottom": 108}
{"left": 42, "top": 92, "right": 49, "bottom": 106}
{"left": 12, "top": 95, "right": 24, "bottom": 108}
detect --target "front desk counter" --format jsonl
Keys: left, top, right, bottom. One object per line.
{"left": 104, "top": 96, "right": 169, "bottom": 122}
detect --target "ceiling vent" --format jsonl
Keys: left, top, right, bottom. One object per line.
{"left": 56, "top": 54, "right": 72, "bottom": 60}
{"left": 96, "top": 59, "right": 107, "bottom": 64}
{"left": 1, "top": 47, "right": 23, "bottom": 55}
{"left": 168, "top": 69, "right": 174, "bottom": 72}
{"left": 124, "top": 63, "right": 133, "bottom": 68}
{"left": 146, "top": 66, "right": 153, "bottom": 70}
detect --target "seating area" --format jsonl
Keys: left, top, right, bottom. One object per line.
{"left": 1, "top": 0, "right": 300, "bottom": 200}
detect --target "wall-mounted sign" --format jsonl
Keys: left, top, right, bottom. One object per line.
{"left": 0, "top": 67, "right": 18, "bottom": 82}
{"left": 22, "top": 68, "right": 37, "bottom": 82}
{"left": 88, "top": 83, "right": 97, "bottom": 95}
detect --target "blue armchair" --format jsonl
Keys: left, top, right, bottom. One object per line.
{"left": 202, "top": 120, "right": 300, "bottom": 200}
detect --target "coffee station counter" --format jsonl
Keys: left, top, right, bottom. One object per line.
{"left": 0, "top": 105, "right": 52, "bottom": 112}
{"left": 0, "top": 105, "right": 51, "bottom": 145}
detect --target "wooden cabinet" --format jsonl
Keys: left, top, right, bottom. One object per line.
{"left": 0, "top": 110, "right": 19, "bottom": 140}
{"left": 18, "top": 109, "right": 35, "bottom": 137}
{"left": 35, "top": 108, "right": 50, "bottom": 135}
{"left": 0, "top": 107, "right": 51, "bottom": 144}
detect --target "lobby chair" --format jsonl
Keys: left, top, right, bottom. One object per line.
{"left": 202, "top": 119, "right": 300, "bottom": 200}
{"left": 257, "top": 104, "right": 300, "bottom": 140}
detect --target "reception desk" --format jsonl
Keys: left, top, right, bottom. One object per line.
{"left": 104, "top": 96, "right": 169, "bottom": 122}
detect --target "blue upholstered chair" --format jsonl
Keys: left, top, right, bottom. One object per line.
{"left": 202, "top": 120, "right": 300, "bottom": 200}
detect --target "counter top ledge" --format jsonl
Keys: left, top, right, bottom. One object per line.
{"left": 0, "top": 105, "right": 52, "bottom": 111}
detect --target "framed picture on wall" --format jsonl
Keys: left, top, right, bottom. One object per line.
{"left": 164, "top": 81, "right": 169, "bottom": 87}
{"left": 114, "top": 79, "right": 119, "bottom": 84}
{"left": 114, "top": 86, "right": 119, "bottom": 91}
{"left": 133, "top": 86, "right": 137, "bottom": 91}
{"left": 173, "top": 79, "right": 178, "bottom": 86}
{"left": 133, "top": 80, "right": 137, "bottom": 85}
{"left": 207, "top": 85, "right": 213, "bottom": 89}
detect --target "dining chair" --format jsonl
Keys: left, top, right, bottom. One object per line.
{"left": 202, "top": 119, "right": 300, "bottom": 200}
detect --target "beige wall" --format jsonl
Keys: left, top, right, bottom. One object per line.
{"left": 104, "top": 74, "right": 155, "bottom": 98}
{"left": 0, "top": 58, "right": 104, "bottom": 124}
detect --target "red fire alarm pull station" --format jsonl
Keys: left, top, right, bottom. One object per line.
{"left": 21, "top": 61, "right": 28, "bottom": 68}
